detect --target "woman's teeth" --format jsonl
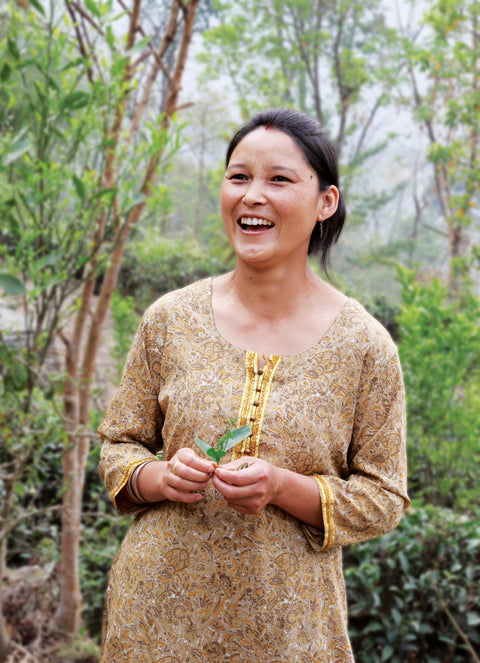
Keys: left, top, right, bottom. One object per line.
{"left": 240, "top": 217, "right": 274, "bottom": 228}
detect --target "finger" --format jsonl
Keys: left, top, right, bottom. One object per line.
{"left": 169, "top": 452, "right": 215, "bottom": 479}
{"left": 167, "top": 486, "right": 205, "bottom": 503}
{"left": 212, "top": 476, "right": 265, "bottom": 503}
{"left": 179, "top": 445, "right": 215, "bottom": 465}
{"left": 214, "top": 465, "right": 255, "bottom": 487}
{"left": 218, "top": 457, "right": 254, "bottom": 472}
{"left": 170, "top": 460, "right": 214, "bottom": 484}
{"left": 224, "top": 498, "right": 265, "bottom": 514}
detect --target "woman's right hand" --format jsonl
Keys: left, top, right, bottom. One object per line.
{"left": 137, "top": 448, "right": 216, "bottom": 503}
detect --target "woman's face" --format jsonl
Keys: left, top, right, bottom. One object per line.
{"left": 220, "top": 127, "right": 337, "bottom": 268}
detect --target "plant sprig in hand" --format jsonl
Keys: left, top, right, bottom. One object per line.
{"left": 195, "top": 420, "right": 252, "bottom": 464}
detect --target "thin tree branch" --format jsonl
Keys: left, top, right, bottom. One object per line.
{"left": 64, "top": 0, "right": 95, "bottom": 84}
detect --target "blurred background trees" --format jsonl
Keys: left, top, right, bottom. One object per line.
{"left": 0, "top": 0, "right": 479, "bottom": 660}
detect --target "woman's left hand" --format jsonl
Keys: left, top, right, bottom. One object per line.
{"left": 212, "top": 457, "right": 280, "bottom": 514}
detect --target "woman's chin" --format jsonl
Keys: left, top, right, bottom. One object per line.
{"left": 234, "top": 243, "right": 276, "bottom": 265}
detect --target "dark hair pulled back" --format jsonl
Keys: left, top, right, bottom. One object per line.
{"left": 225, "top": 108, "right": 346, "bottom": 271}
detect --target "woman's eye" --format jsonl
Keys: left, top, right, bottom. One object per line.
{"left": 271, "top": 175, "right": 291, "bottom": 183}
{"left": 228, "top": 173, "right": 248, "bottom": 181}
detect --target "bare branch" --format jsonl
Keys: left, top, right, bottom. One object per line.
{"left": 422, "top": 222, "right": 450, "bottom": 238}
{"left": 127, "top": 1, "right": 181, "bottom": 144}
{"left": 70, "top": 1, "right": 105, "bottom": 37}
{"left": 64, "top": 0, "right": 95, "bottom": 84}
{"left": 353, "top": 97, "right": 381, "bottom": 162}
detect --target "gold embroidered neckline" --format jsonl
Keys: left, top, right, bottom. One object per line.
{"left": 232, "top": 352, "right": 282, "bottom": 460}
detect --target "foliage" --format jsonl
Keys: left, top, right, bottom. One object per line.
{"left": 109, "top": 292, "right": 142, "bottom": 381}
{"left": 1, "top": 0, "right": 203, "bottom": 640}
{"left": 0, "top": 2, "right": 109, "bottom": 398}
{"left": 393, "top": 0, "right": 480, "bottom": 282}
{"left": 396, "top": 266, "right": 480, "bottom": 510}
{"left": 195, "top": 421, "right": 252, "bottom": 463}
{"left": 200, "top": 0, "right": 396, "bottom": 162}
{"left": 117, "top": 237, "right": 229, "bottom": 310}
{"left": 80, "top": 442, "right": 129, "bottom": 639}
{"left": 345, "top": 503, "right": 480, "bottom": 661}
{"left": 0, "top": 384, "right": 63, "bottom": 566}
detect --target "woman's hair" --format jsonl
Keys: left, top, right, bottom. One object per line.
{"left": 225, "top": 108, "right": 346, "bottom": 271}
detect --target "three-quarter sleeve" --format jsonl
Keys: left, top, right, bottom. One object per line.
{"left": 304, "top": 337, "right": 409, "bottom": 551}
{"left": 98, "top": 307, "right": 165, "bottom": 513}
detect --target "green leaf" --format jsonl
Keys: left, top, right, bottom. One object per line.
{"left": 3, "top": 136, "right": 30, "bottom": 166}
{"left": 467, "top": 611, "right": 480, "bottom": 626}
{"left": 72, "top": 174, "right": 86, "bottom": 200}
{"left": 126, "top": 35, "right": 153, "bottom": 56}
{"left": 92, "top": 187, "right": 117, "bottom": 201}
{"left": 59, "top": 91, "right": 90, "bottom": 110}
{"left": 195, "top": 424, "right": 251, "bottom": 461}
{"left": 106, "top": 25, "right": 116, "bottom": 51}
{"left": 381, "top": 645, "right": 394, "bottom": 661}
{"left": 0, "top": 62, "right": 12, "bottom": 82}
{"left": 217, "top": 428, "right": 233, "bottom": 452}
{"left": 0, "top": 272, "right": 27, "bottom": 295}
{"left": 207, "top": 448, "right": 225, "bottom": 462}
{"left": 29, "top": 0, "right": 46, "bottom": 15}
{"left": 194, "top": 436, "right": 213, "bottom": 456}
{"left": 224, "top": 425, "right": 252, "bottom": 451}
{"left": 7, "top": 38, "right": 20, "bottom": 61}
{"left": 14, "top": 482, "right": 26, "bottom": 497}
{"left": 36, "top": 252, "right": 62, "bottom": 269}
{"left": 85, "top": 0, "right": 102, "bottom": 18}
{"left": 112, "top": 56, "right": 128, "bottom": 77}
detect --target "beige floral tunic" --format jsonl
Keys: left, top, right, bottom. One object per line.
{"left": 98, "top": 278, "right": 409, "bottom": 663}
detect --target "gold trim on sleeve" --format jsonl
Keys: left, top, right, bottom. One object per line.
{"left": 232, "top": 352, "right": 282, "bottom": 460}
{"left": 111, "top": 457, "right": 157, "bottom": 506}
{"left": 313, "top": 474, "right": 336, "bottom": 550}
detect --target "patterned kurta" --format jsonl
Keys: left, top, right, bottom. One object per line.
{"left": 98, "top": 278, "right": 409, "bottom": 662}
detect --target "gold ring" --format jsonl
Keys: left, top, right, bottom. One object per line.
{"left": 172, "top": 461, "right": 180, "bottom": 476}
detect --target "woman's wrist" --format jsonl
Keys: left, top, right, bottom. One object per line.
{"left": 270, "top": 467, "right": 324, "bottom": 529}
{"left": 127, "top": 459, "right": 164, "bottom": 504}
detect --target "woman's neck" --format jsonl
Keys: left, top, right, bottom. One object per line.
{"left": 223, "top": 262, "right": 322, "bottom": 320}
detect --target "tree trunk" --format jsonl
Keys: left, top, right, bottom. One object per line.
{"left": 0, "top": 535, "right": 10, "bottom": 662}
{"left": 0, "top": 613, "right": 10, "bottom": 663}
{"left": 55, "top": 0, "right": 201, "bottom": 637}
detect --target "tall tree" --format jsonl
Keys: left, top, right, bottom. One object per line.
{"left": 58, "top": 0, "right": 201, "bottom": 636}
{"left": 200, "top": 0, "right": 398, "bottom": 172}
{"left": 0, "top": 0, "right": 201, "bottom": 646}
{"left": 394, "top": 0, "right": 480, "bottom": 289}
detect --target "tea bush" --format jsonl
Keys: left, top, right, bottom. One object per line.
{"left": 117, "top": 237, "right": 229, "bottom": 311}
{"left": 345, "top": 503, "right": 480, "bottom": 661}
{"left": 396, "top": 267, "right": 480, "bottom": 510}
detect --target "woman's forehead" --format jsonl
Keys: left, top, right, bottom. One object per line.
{"left": 228, "top": 127, "right": 310, "bottom": 167}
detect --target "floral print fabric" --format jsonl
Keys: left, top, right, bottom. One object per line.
{"left": 98, "top": 278, "right": 409, "bottom": 662}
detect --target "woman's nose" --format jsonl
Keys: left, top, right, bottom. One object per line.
{"left": 242, "top": 179, "right": 267, "bottom": 206}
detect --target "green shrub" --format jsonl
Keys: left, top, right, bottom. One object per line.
{"left": 345, "top": 503, "right": 480, "bottom": 661}
{"left": 0, "top": 387, "right": 64, "bottom": 567}
{"left": 81, "top": 441, "right": 130, "bottom": 639}
{"left": 110, "top": 292, "right": 142, "bottom": 381}
{"left": 396, "top": 266, "right": 480, "bottom": 510}
{"left": 117, "top": 237, "right": 229, "bottom": 311}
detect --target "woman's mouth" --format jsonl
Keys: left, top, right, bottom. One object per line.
{"left": 238, "top": 217, "right": 275, "bottom": 232}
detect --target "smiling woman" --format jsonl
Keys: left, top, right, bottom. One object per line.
{"left": 98, "top": 108, "right": 409, "bottom": 662}
{"left": 220, "top": 126, "right": 336, "bottom": 269}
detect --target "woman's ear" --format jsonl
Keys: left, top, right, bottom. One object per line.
{"left": 318, "top": 185, "right": 339, "bottom": 221}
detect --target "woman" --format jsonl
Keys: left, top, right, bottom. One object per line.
{"left": 98, "top": 108, "right": 409, "bottom": 662}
